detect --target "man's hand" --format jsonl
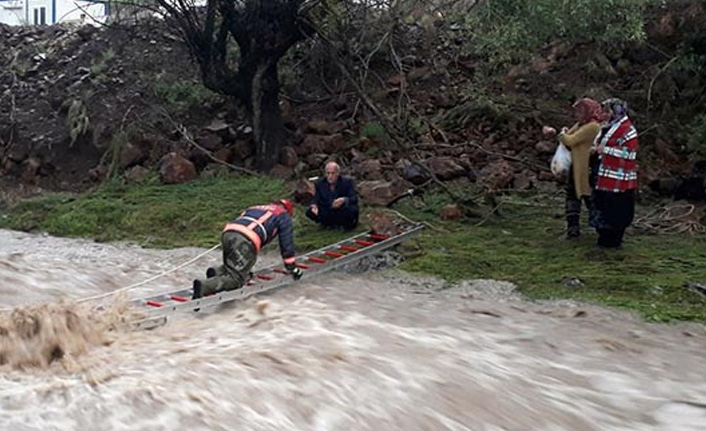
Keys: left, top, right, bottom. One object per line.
{"left": 310, "top": 204, "right": 319, "bottom": 216}
{"left": 332, "top": 197, "right": 346, "bottom": 209}
{"left": 560, "top": 126, "right": 569, "bottom": 134}
{"left": 542, "top": 126, "right": 557, "bottom": 136}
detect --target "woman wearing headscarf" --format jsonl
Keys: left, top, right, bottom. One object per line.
{"left": 593, "top": 98, "right": 638, "bottom": 249}
{"left": 545, "top": 98, "right": 606, "bottom": 238}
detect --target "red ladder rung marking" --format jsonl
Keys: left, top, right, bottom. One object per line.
{"left": 355, "top": 239, "right": 374, "bottom": 246}
{"left": 340, "top": 245, "right": 359, "bottom": 252}
{"left": 308, "top": 256, "right": 327, "bottom": 263}
{"left": 257, "top": 274, "right": 275, "bottom": 280}
{"left": 170, "top": 295, "right": 189, "bottom": 302}
{"left": 273, "top": 268, "right": 288, "bottom": 274}
{"left": 324, "top": 251, "right": 344, "bottom": 258}
{"left": 370, "top": 234, "right": 390, "bottom": 241}
{"left": 295, "top": 263, "right": 310, "bottom": 269}
{"left": 146, "top": 300, "right": 163, "bottom": 307}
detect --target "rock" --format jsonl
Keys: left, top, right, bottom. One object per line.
{"left": 203, "top": 119, "right": 230, "bottom": 134}
{"left": 5, "top": 145, "right": 28, "bottom": 162}
{"left": 200, "top": 164, "right": 230, "bottom": 179}
{"left": 232, "top": 139, "right": 254, "bottom": 161}
{"left": 159, "top": 153, "right": 197, "bottom": 184}
{"left": 513, "top": 170, "right": 535, "bottom": 191}
{"left": 306, "top": 153, "right": 329, "bottom": 170}
{"left": 294, "top": 161, "right": 308, "bottom": 177}
{"left": 327, "top": 120, "right": 349, "bottom": 135}
{"left": 305, "top": 120, "right": 331, "bottom": 135}
{"left": 269, "top": 164, "right": 294, "bottom": 180}
{"left": 356, "top": 137, "right": 377, "bottom": 153}
{"left": 367, "top": 210, "right": 405, "bottom": 236}
{"left": 430, "top": 93, "right": 455, "bottom": 109}
{"left": 280, "top": 146, "right": 299, "bottom": 168}
{"left": 427, "top": 157, "right": 466, "bottom": 180}
{"left": 298, "top": 134, "right": 345, "bottom": 156}
{"left": 213, "top": 147, "right": 234, "bottom": 164}
{"left": 355, "top": 159, "right": 384, "bottom": 180}
{"left": 387, "top": 74, "right": 404, "bottom": 87}
{"left": 195, "top": 131, "right": 222, "bottom": 151}
{"left": 88, "top": 164, "right": 108, "bottom": 183}
{"left": 358, "top": 180, "right": 394, "bottom": 206}
{"left": 440, "top": 204, "right": 463, "bottom": 220}
{"left": 538, "top": 171, "right": 555, "bottom": 181}
{"left": 292, "top": 179, "right": 315, "bottom": 205}
{"left": 535, "top": 140, "right": 556, "bottom": 154}
{"left": 20, "top": 158, "right": 41, "bottom": 184}
{"left": 341, "top": 250, "right": 403, "bottom": 274}
{"left": 656, "top": 13, "right": 677, "bottom": 38}
{"left": 479, "top": 160, "right": 515, "bottom": 190}
{"left": 402, "top": 161, "right": 429, "bottom": 185}
{"left": 350, "top": 148, "right": 368, "bottom": 163}
{"left": 124, "top": 165, "right": 149, "bottom": 183}
{"left": 279, "top": 99, "right": 292, "bottom": 119}
{"left": 118, "top": 141, "right": 146, "bottom": 169}
{"left": 333, "top": 95, "right": 348, "bottom": 111}
{"left": 407, "top": 67, "right": 431, "bottom": 82}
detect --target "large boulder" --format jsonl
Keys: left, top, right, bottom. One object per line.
{"left": 358, "top": 180, "right": 395, "bottom": 206}
{"left": 159, "top": 152, "right": 197, "bottom": 184}
{"left": 479, "top": 160, "right": 515, "bottom": 190}
{"left": 354, "top": 159, "right": 384, "bottom": 180}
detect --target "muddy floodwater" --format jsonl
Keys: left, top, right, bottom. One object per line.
{"left": 0, "top": 228, "right": 705, "bottom": 431}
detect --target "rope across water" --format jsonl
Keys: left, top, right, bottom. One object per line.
{"left": 0, "top": 244, "right": 220, "bottom": 314}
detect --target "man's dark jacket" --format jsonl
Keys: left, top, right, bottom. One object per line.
{"left": 313, "top": 176, "right": 359, "bottom": 214}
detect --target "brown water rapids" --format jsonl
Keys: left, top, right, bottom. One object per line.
{"left": 0, "top": 228, "right": 705, "bottom": 430}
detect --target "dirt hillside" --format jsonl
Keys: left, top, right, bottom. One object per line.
{"left": 1, "top": 2, "right": 705, "bottom": 203}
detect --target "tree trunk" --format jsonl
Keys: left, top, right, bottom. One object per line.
{"left": 250, "top": 60, "right": 284, "bottom": 171}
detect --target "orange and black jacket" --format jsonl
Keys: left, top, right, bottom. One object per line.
{"left": 223, "top": 203, "right": 295, "bottom": 266}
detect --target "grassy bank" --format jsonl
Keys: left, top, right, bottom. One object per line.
{"left": 1, "top": 175, "right": 705, "bottom": 323}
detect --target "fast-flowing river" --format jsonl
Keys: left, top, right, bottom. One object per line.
{"left": 0, "top": 228, "right": 704, "bottom": 431}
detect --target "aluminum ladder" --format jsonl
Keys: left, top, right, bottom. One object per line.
{"left": 130, "top": 223, "right": 424, "bottom": 329}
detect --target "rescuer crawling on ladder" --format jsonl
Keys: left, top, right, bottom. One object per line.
{"left": 192, "top": 199, "right": 304, "bottom": 299}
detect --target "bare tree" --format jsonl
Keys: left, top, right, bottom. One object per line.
{"left": 155, "top": 0, "right": 317, "bottom": 170}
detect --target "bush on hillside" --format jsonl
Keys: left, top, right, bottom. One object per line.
{"left": 457, "top": 0, "right": 654, "bottom": 68}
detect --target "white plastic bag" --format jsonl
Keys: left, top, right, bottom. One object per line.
{"left": 550, "top": 144, "right": 572, "bottom": 177}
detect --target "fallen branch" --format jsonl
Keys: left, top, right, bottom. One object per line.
{"left": 647, "top": 56, "right": 680, "bottom": 113}
{"left": 380, "top": 208, "right": 449, "bottom": 233}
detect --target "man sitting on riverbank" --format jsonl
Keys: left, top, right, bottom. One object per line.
{"left": 306, "top": 161, "right": 359, "bottom": 231}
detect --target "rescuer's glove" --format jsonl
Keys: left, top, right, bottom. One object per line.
{"left": 285, "top": 263, "right": 304, "bottom": 281}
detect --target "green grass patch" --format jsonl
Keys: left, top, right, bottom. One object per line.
{"left": 0, "top": 175, "right": 356, "bottom": 249}
{"left": 1, "top": 177, "right": 705, "bottom": 323}
{"left": 396, "top": 193, "right": 706, "bottom": 323}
